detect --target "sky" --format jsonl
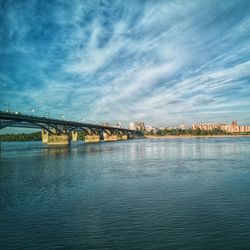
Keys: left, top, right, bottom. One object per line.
{"left": 0, "top": 0, "right": 250, "bottom": 128}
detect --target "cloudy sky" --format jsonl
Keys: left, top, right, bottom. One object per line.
{"left": 1, "top": 0, "right": 250, "bottom": 127}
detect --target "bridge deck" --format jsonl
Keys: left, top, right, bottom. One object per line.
{"left": 0, "top": 111, "right": 134, "bottom": 133}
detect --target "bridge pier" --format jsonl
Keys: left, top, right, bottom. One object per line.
{"left": 85, "top": 134, "right": 101, "bottom": 143}
{"left": 41, "top": 129, "right": 49, "bottom": 143}
{"left": 119, "top": 134, "right": 128, "bottom": 140}
{"left": 103, "top": 133, "right": 118, "bottom": 141}
{"left": 41, "top": 129, "right": 70, "bottom": 145}
{"left": 71, "top": 131, "right": 78, "bottom": 141}
{"left": 47, "top": 134, "right": 70, "bottom": 145}
{"left": 128, "top": 133, "right": 135, "bottom": 139}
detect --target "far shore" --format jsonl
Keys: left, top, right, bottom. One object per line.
{"left": 145, "top": 134, "right": 250, "bottom": 139}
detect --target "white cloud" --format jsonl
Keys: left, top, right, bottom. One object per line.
{"left": 1, "top": 0, "right": 250, "bottom": 126}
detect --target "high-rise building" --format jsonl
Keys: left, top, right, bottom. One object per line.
{"left": 129, "top": 122, "right": 145, "bottom": 131}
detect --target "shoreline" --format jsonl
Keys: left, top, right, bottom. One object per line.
{"left": 145, "top": 135, "right": 250, "bottom": 139}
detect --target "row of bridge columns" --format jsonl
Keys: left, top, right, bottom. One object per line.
{"left": 41, "top": 129, "right": 129, "bottom": 145}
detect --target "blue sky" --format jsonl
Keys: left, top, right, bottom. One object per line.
{"left": 1, "top": 0, "right": 250, "bottom": 127}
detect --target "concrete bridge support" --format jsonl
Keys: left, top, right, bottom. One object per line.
{"left": 47, "top": 134, "right": 70, "bottom": 145}
{"left": 128, "top": 133, "right": 136, "bottom": 139}
{"left": 103, "top": 133, "right": 118, "bottom": 141}
{"left": 71, "top": 131, "right": 78, "bottom": 141}
{"left": 85, "top": 134, "right": 101, "bottom": 143}
{"left": 41, "top": 129, "right": 49, "bottom": 143}
{"left": 120, "top": 134, "right": 128, "bottom": 140}
{"left": 41, "top": 129, "right": 70, "bottom": 145}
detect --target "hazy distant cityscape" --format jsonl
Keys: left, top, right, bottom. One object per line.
{"left": 128, "top": 121, "right": 250, "bottom": 134}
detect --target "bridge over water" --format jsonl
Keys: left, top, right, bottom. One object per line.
{"left": 0, "top": 111, "right": 139, "bottom": 145}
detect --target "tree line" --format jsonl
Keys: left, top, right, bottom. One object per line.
{"left": 0, "top": 132, "right": 42, "bottom": 141}
{"left": 0, "top": 131, "right": 88, "bottom": 141}
{"left": 147, "top": 128, "right": 232, "bottom": 136}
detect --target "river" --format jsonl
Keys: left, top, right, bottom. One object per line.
{"left": 0, "top": 138, "right": 250, "bottom": 249}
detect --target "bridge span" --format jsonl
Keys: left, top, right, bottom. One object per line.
{"left": 0, "top": 111, "right": 139, "bottom": 145}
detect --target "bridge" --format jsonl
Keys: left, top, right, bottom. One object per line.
{"left": 0, "top": 111, "right": 139, "bottom": 145}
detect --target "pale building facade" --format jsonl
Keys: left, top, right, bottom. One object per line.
{"left": 129, "top": 122, "right": 145, "bottom": 131}
{"left": 192, "top": 121, "right": 250, "bottom": 133}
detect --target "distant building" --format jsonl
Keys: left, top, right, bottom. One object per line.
{"left": 103, "top": 122, "right": 122, "bottom": 128}
{"left": 159, "top": 127, "right": 166, "bottom": 131}
{"left": 129, "top": 122, "right": 145, "bottom": 131}
{"left": 192, "top": 121, "right": 250, "bottom": 133}
{"left": 102, "top": 122, "right": 110, "bottom": 127}
{"left": 145, "top": 125, "right": 153, "bottom": 132}
{"left": 179, "top": 122, "right": 188, "bottom": 130}
{"left": 145, "top": 125, "right": 158, "bottom": 133}
{"left": 114, "top": 122, "right": 122, "bottom": 128}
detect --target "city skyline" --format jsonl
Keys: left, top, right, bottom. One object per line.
{"left": 1, "top": 0, "right": 250, "bottom": 128}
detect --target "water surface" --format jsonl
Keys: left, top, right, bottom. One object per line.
{"left": 0, "top": 138, "right": 250, "bottom": 249}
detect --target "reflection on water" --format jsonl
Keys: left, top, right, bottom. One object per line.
{"left": 42, "top": 146, "right": 71, "bottom": 158}
{"left": 0, "top": 138, "right": 250, "bottom": 249}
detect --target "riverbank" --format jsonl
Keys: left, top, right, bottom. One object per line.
{"left": 145, "top": 134, "right": 250, "bottom": 139}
